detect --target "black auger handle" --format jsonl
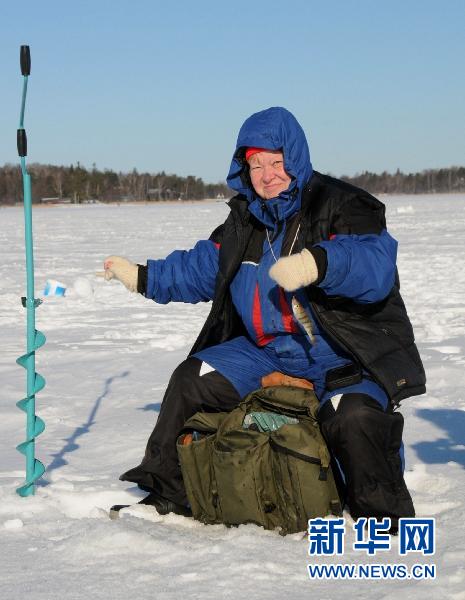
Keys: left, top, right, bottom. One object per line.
{"left": 20, "top": 45, "right": 31, "bottom": 76}
{"left": 17, "top": 129, "right": 27, "bottom": 157}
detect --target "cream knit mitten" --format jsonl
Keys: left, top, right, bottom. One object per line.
{"left": 97, "top": 255, "right": 139, "bottom": 292}
{"left": 269, "top": 248, "right": 318, "bottom": 292}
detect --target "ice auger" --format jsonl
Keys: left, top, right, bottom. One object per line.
{"left": 16, "top": 45, "right": 46, "bottom": 496}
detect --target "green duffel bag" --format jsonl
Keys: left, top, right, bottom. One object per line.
{"left": 176, "top": 385, "right": 342, "bottom": 535}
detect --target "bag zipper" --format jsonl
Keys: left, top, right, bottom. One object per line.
{"left": 269, "top": 438, "right": 328, "bottom": 481}
{"left": 255, "top": 398, "right": 317, "bottom": 421}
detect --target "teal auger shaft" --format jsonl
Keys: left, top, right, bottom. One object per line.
{"left": 16, "top": 45, "right": 46, "bottom": 497}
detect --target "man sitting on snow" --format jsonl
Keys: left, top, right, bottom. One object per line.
{"left": 99, "top": 107, "right": 425, "bottom": 529}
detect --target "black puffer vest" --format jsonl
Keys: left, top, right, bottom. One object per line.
{"left": 189, "top": 172, "right": 426, "bottom": 406}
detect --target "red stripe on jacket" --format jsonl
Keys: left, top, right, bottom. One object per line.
{"left": 252, "top": 283, "right": 275, "bottom": 346}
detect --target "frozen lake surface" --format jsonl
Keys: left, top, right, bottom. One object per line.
{"left": 1, "top": 195, "right": 465, "bottom": 599}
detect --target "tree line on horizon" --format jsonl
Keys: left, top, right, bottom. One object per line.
{"left": 340, "top": 166, "right": 465, "bottom": 195}
{"left": 0, "top": 163, "right": 229, "bottom": 205}
{"left": 0, "top": 162, "right": 464, "bottom": 205}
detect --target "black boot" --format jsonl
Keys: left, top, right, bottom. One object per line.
{"left": 110, "top": 491, "right": 192, "bottom": 519}
{"left": 319, "top": 393, "right": 415, "bottom": 524}
{"left": 120, "top": 358, "right": 242, "bottom": 506}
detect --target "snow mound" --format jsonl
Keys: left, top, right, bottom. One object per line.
{"left": 396, "top": 205, "right": 415, "bottom": 214}
{"left": 72, "top": 277, "right": 95, "bottom": 298}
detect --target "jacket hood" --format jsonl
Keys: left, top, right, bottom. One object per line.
{"left": 226, "top": 107, "right": 313, "bottom": 227}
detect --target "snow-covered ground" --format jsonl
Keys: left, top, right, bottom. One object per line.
{"left": 1, "top": 195, "right": 464, "bottom": 599}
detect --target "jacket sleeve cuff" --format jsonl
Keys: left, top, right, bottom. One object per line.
{"left": 309, "top": 246, "right": 327, "bottom": 285}
{"left": 137, "top": 264, "right": 147, "bottom": 295}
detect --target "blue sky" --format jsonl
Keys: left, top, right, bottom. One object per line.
{"left": 1, "top": 0, "right": 464, "bottom": 183}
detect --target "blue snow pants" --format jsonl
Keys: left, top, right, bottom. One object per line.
{"left": 120, "top": 338, "right": 415, "bottom": 526}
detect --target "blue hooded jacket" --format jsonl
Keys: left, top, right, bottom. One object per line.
{"left": 145, "top": 105, "right": 396, "bottom": 308}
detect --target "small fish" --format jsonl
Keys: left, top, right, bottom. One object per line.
{"left": 291, "top": 296, "right": 315, "bottom": 344}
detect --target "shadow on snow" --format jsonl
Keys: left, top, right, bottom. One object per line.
{"left": 139, "top": 402, "right": 162, "bottom": 412}
{"left": 41, "top": 370, "right": 131, "bottom": 482}
{"left": 412, "top": 408, "right": 465, "bottom": 468}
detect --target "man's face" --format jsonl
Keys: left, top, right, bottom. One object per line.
{"left": 248, "top": 150, "right": 292, "bottom": 200}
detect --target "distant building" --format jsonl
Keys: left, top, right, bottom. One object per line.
{"left": 40, "top": 197, "right": 72, "bottom": 204}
